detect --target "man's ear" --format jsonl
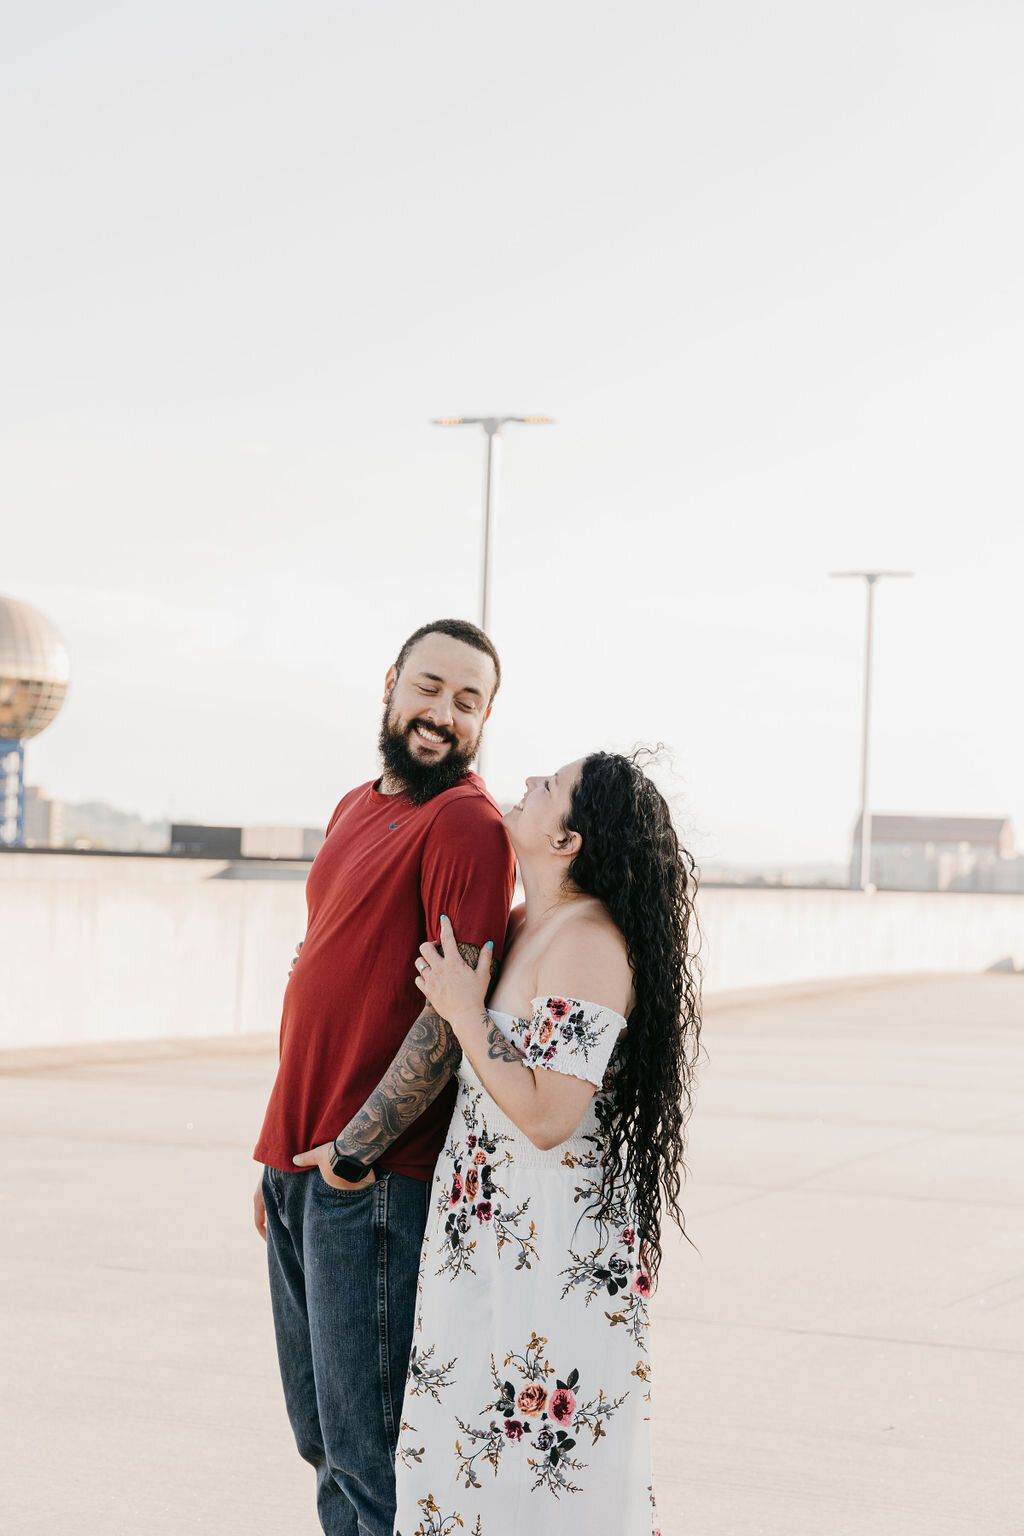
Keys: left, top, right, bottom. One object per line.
{"left": 383, "top": 664, "right": 398, "bottom": 702}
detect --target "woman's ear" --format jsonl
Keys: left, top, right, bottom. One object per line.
{"left": 548, "top": 828, "right": 582, "bottom": 860}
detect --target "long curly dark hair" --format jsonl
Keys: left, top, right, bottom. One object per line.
{"left": 563, "top": 750, "right": 702, "bottom": 1286}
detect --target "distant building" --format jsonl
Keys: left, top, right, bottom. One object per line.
{"left": 23, "top": 785, "right": 63, "bottom": 848}
{"left": 851, "top": 814, "right": 1021, "bottom": 892}
{"left": 170, "top": 823, "right": 244, "bottom": 858}
{"left": 170, "top": 822, "right": 324, "bottom": 860}
{"left": 241, "top": 825, "right": 324, "bottom": 860}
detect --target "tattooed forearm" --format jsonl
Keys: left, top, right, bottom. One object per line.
{"left": 484, "top": 1013, "right": 525, "bottom": 1065}
{"left": 332, "top": 1005, "right": 461, "bottom": 1163}
{"left": 332, "top": 942, "right": 482, "bottom": 1164}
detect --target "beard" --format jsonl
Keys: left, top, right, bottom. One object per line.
{"left": 377, "top": 703, "right": 482, "bottom": 805}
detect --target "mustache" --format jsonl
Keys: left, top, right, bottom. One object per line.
{"left": 407, "top": 718, "right": 456, "bottom": 747}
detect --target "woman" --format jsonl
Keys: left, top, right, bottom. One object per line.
{"left": 393, "top": 751, "right": 701, "bottom": 1536}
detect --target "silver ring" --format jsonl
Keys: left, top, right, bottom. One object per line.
{"left": 416, "top": 957, "right": 427, "bottom": 972}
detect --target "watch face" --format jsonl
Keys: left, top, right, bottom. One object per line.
{"left": 331, "top": 1150, "right": 368, "bottom": 1180}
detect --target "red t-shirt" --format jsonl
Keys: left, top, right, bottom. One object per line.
{"left": 254, "top": 772, "right": 516, "bottom": 1181}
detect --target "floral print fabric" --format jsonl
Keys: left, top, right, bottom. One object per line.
{"left": 394, "top": 999, "right": 661, "bottom": 1536}
{"left": 504, "top": 995, "right": 622, "bottom": 1085}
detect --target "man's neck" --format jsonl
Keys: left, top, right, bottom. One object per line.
{"left": 375, "top": 767, "right": 474, "bottom": 799}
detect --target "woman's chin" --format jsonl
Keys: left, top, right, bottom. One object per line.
{"left": 502, "top": 810, "right": 523, "bottom": 845}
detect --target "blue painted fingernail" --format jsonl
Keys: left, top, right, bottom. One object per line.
{"left": 486, "top": 940, "right": 494, "bottom": 950}
{"left": 440, "top": 914, "right": 447, "bottom": 922}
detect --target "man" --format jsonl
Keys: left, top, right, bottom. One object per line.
{"left": 253, "top": 618, "right": 516, "bottom": 1536}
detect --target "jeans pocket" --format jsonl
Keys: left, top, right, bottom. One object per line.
{"left": 314, "top": 1168, "right": 388, "bottom": 1199}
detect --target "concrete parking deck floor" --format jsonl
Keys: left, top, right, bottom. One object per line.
{"left": 2, "top": 973, "right": 1022, "bottom": 1535}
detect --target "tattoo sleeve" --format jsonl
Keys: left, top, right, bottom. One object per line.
{"left": 332, "top": 942, "right": 481, "bottom": 1164}
{"left": 483, "top": 1012, "right": 526, "bottom": 1065}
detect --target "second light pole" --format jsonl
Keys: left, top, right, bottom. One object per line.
{"left": 830, "top": 569, "right": 913, "bottom": 891}
{"left": 432, "top": 415, "right": 553, "bottom": 632}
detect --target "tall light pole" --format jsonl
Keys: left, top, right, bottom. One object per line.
{"left": 830, "top": 570, "right": 913, "bottom": 891}
{"left": 431, "top": 416, "right": 553, "bottom": 633}
{"left": 432, "top": 415, "right": 553, "bottom": 788}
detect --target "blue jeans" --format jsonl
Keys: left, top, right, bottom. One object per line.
{"left": 262, "top": 1166, "right": 430, "bottom": 1536}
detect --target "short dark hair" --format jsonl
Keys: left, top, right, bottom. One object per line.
{"left": 393, "top": 618, "right": 502, "bottom": 700}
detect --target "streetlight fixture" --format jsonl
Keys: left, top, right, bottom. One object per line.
{"left": 830, "top": 569, "right": 913, "bottom": 892}
{"left": 431, "top": 416, "right": 553, "bottom": 633}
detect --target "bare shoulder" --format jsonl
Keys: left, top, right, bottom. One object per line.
{"left": 535, "top": 903, "right": 633, "bottom": 1019}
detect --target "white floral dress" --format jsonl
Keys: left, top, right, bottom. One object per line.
{"left": 393, "top": 997, "right": 660, "bottom": 1536}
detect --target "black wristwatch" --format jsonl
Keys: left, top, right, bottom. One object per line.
{"left": 329, "top": 1143, "right": 374, "bottom": 1182}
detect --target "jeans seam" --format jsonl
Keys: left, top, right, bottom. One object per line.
{"left": 376, "top": 1173, "right": 396, "bottom": 1455}
{"left": 263, "top": 1165, "right": 284, "bottom": 1217}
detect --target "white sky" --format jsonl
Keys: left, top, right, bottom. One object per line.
{"left": 4, "top": 1, "right": 1022, "bottom": 864}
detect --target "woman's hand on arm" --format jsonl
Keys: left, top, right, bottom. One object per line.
{"left": 415, "top": 918, "right": 595, "bottom": 1151}
{"left": 413, "top": 915, "right": 495, "bottom": 1025}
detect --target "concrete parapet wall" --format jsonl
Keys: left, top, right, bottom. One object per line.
{"left": 1, "top": 861, "right": 306, "bottom": 1049}
{"left": 696, "top": 884, "right": 1024, "bottom": 992}
{"left": 2, "top": 857, "right": 1022, "bottom": 1049}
